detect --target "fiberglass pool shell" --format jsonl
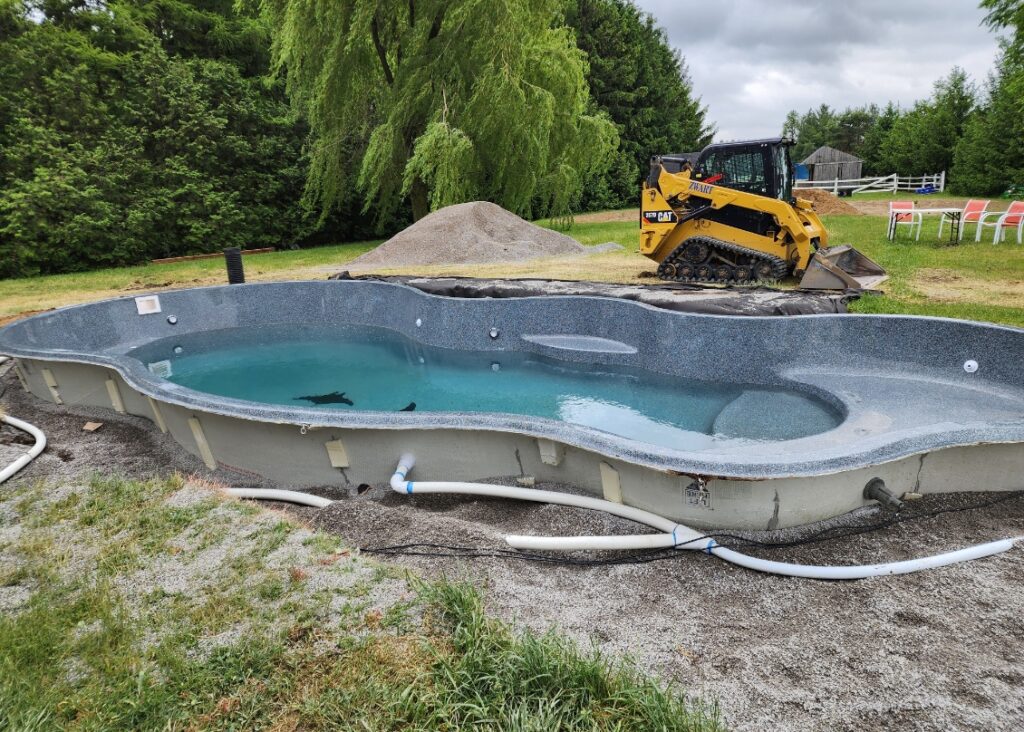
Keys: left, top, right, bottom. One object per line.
{"left": 1, "top": 279, "right": 1023, "bottom": 482}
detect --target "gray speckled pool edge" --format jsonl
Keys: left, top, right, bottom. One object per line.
{"left": 2, "top": 279, "right": 1023, "bottom": 480}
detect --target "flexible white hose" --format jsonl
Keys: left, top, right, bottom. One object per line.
{"left": 707, "top": 540, "right": 1016, "bottom": 579}
{"left": 0, "top": 356, "right": 47, "bottom": 484}
{"left": 0, "top": 414, "right": 47, "bottom": 484}
{"left": 390, "top": 455, "right": 1021, "bottom": 580}
{"left": 224, "top": 488, "right": 334, "bottom": 508}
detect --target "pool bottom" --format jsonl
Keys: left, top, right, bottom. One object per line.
{"left": 13, "top": 357, "right": 1024, "bottom": 530}
{"left": 126, "top": 323, "right": 843, "bottom": 452}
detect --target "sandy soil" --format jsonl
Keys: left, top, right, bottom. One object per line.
{"left": 3, "top": 367, "right": 1023, "bottom": 732}
{"left": 571, "top": 209, "right": 641, "bottom": 223}
{"left": 794, "top": 189, "right": 862, "bottom": 215}
{"left": 912, "top": 268, "right": 1024, "bottom": 308}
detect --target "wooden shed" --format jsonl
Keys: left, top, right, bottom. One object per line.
{"left": 800, "top": 146, "right": 862, "bottom": 182}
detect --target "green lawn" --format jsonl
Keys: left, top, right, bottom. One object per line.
{"left": 828, "top": 214, "right": 1024, "bottom": 326}
{"left": 0, "top": 241, "right": 379, "bottom": 321}
{"left": 1, "top": 208, "right": 1022, "bottom": 327}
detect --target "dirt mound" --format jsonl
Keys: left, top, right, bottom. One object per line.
{"left": 348, "top": 201, "right": 587, "bottom": 268}
{"left": 794, "top": 188, "right": 862, "bottom": 215}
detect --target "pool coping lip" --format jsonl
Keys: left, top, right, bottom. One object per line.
{"left": 6, "top": 278, "right": 1024, "bottom": 333}
{"left": 3, "top": 280, "right": 1024, "bottom": 481}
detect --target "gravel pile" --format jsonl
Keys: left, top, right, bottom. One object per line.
{"left": 347, "top": 201, "right": 588, "bottom": 268}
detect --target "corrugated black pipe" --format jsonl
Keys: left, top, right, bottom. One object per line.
{"left": 224, "top": 248, "right": 245, "bottom": 284}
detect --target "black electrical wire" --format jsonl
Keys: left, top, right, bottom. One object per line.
{"left": 362, "top": 542, "right": 693, "bottom": 566}
{"left": 359, "top": 490, "right": 1024, "bottom": 567}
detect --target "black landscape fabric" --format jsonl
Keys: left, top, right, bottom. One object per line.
{"left": 328, "top": 274, "right": 855, "bottom": 316}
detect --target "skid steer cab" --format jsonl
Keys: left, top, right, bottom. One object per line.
{"left": 639, "top": 137, "right": 886, "bottom": 290}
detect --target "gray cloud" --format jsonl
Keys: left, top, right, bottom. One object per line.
{"left": 634, "top": 0, "right": 1003, "bottom": 141}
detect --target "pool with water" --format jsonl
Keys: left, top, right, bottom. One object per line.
{"left": 127, "top": 325, "right": 842, "bottom": 451}
{"left": 3, "top": 280, "right": 1024, "bottom": 528}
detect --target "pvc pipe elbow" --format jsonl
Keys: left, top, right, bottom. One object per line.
{"left": 0, "top": 414, "right": 47, "bottom": 484}
{"left": 390, "top": 454, "right": 416, "bottom": 492}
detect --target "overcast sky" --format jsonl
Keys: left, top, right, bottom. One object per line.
{"left": 633, "top": 0, "right": 1003, "bottom": 141}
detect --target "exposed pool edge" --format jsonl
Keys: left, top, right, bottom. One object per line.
{"left": 2, "top": 280, "right": 1024, "bottom": 529}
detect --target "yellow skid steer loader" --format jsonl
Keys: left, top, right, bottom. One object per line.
{"left": 639, "top": 137, "right": 886, "bottom": 290}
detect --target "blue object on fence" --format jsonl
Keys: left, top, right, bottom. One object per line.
{"left": 915, "top": 185, "right": 938, "bottom": 194}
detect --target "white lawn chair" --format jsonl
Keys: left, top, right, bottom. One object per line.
{"left": 940, "top": 199, "right": 989, "bottom": 240}
{"left": 976, "top": 201, "right": 1024, "bottom": 243}
{"left": 889, "top": 201, "right": 922, "bottom": 240}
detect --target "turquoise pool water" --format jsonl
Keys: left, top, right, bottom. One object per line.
{"left": 128, "top": 325, "right": 840, "bottom": 449}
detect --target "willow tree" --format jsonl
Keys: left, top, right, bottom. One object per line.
{"left": 261, "top": 0, "right": 617, "bottom": 222}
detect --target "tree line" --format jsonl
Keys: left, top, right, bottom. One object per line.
{"left": 0, "top": 0, "right": 710, "bottom": 277}
{"left": 782, "top": 1, "right": 1023, "bottom": 196}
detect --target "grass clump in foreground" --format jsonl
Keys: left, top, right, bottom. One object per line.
{"left": 0, "top": 475, "right": 721, "bottom": 731}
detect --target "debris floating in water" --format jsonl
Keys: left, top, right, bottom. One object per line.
{"left": 294, "top": 391, "right": 354, "bottom": 406}
{"left": 400, "top": 402, "right": 417, "bottom": 412}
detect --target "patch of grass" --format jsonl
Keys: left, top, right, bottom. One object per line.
{"left": 0, "top": 240, "right": 379, "bottom": 321}
{"left": 0, "top": 477, "right": 723, "bottom": 731}
{"left": 849, "top": 191, "right": 1012, "bottom": 204}
{"left": 128, "top": 581, "right": 722, "bottom": 731}
{"left": 302, "top": 532, "right": 343, "bottom": 556}
{"left": 417, "top": 580, "right": 722, "bottom": 731}
{"left": 826, "top": 214, "right": 1024, "bottom": 326}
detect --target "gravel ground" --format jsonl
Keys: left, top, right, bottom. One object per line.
{"left": 3, "top": 366, "right": 1023, "bottom": 731}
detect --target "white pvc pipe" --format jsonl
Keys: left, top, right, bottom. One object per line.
{"left": 0, "top": 414, "right": 47, "bottom": 484}
{"left": 390, "top": 454, "right": 706, "bottom": 547}
{"left": 225, "top": 487, "right": 334, "bottom": 509}
{"left": 509, "top": 532, "right": 682, "bottom": 552}
{"left": 0, "top": 356, "right": 47, "bottom": 484}
{"left": 708, "top": 541, "right": 1016, "bottom": 579}
{"left": 390, "top": 455, "right": 1021, "bottom": 580}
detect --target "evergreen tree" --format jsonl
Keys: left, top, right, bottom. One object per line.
{"left": 981, "top": 0, "right": 1024, "bottom": 58}
{"left": 0, "top": 0, "right": 313, "bottom": 276}
{"left": 881, "top": 68, "right": 975, "bottom": 176}
{"left": 786, "top": 105, "right": 840, "bottom": 162}
{"left": 834, "top": 105, "right": 880, "bottom": 158}
{"left": 567, "top": 0, "right": 712, "bottom": 209}
{"left": 952, "top": 49, "right": 1024, "bottom": 194}
{"left": 858, "top": 103, "right": 900, "bottom": 175}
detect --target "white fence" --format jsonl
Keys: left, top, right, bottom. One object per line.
{"left": 795, "top": 172, "right": 945, "bottom": 195}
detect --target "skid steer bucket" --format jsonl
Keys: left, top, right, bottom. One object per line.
{"left": 799, "top": 245, "right": 888, "bottom": 291}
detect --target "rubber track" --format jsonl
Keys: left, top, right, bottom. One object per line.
{"left": 656, "top": 235, "right": 790, "bottom": 284}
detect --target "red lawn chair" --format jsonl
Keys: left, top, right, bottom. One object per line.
{"left": 976, "top": 200, "right": 1024, "bottom": 244}
{"left": 888, "top": 201, "right": 922, "bottom": 240}
{"left": 941, "top": 199, "right": 989, "bottom": 240}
